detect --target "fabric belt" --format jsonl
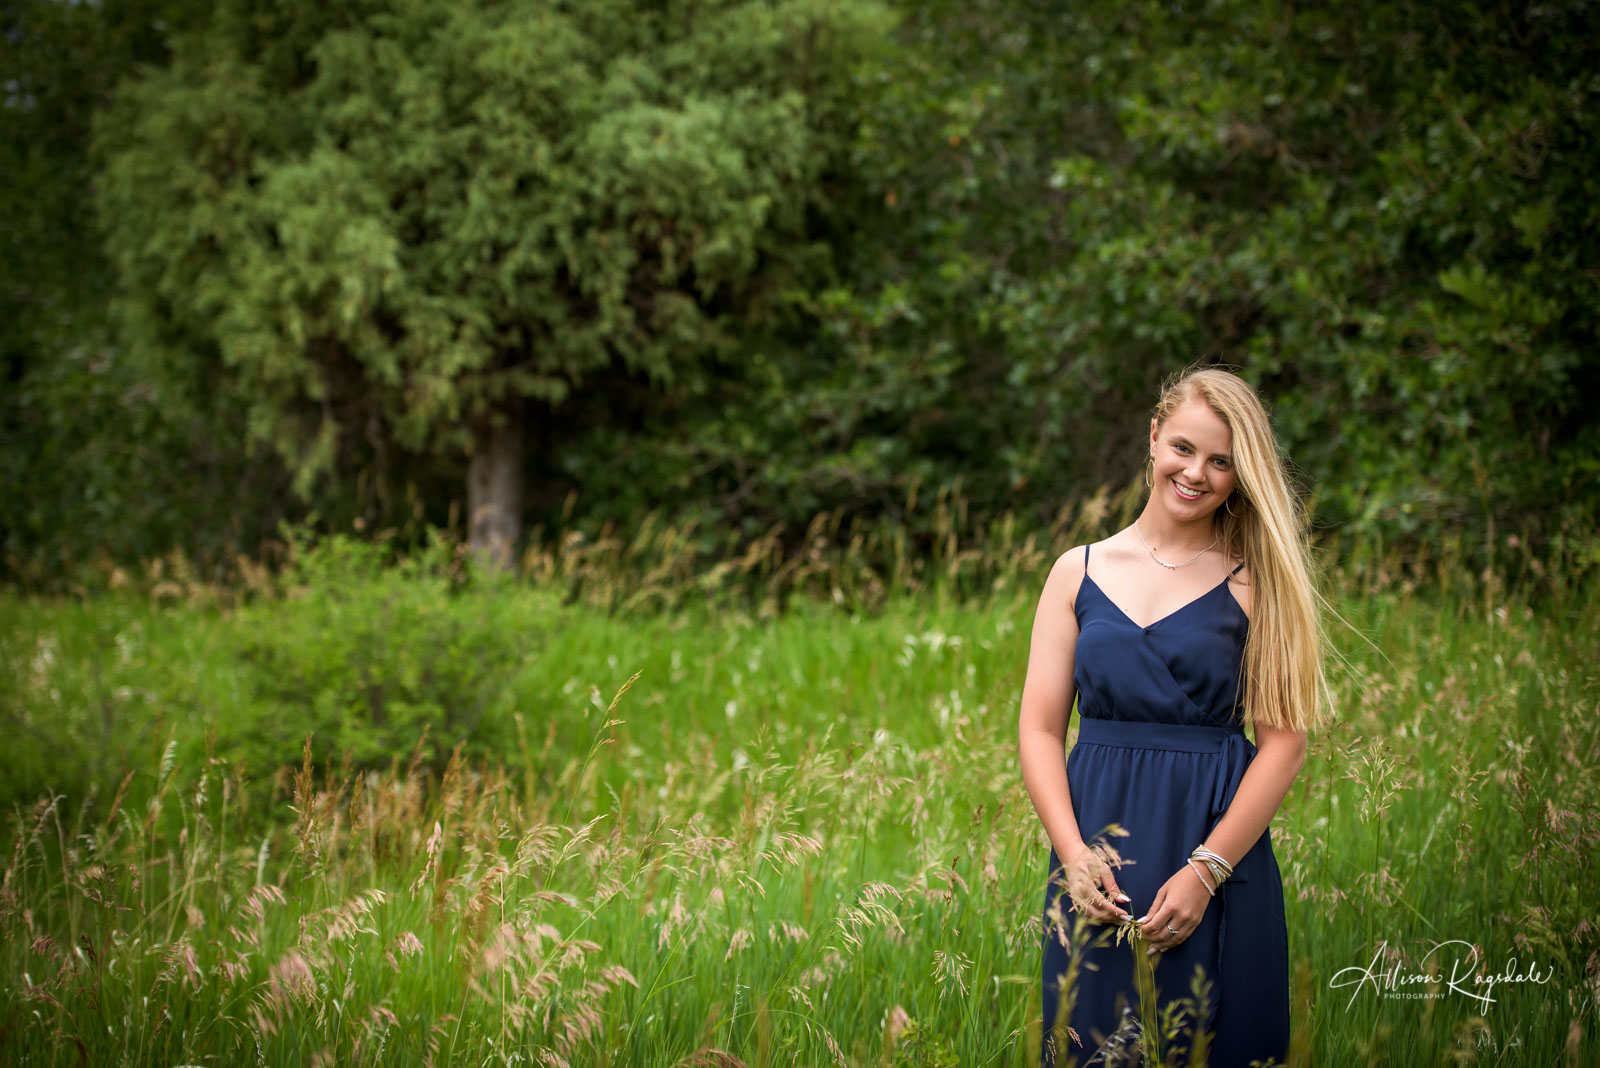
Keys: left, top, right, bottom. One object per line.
{"left": 1073, "top": 716, "right": 1256, "bottom": 835}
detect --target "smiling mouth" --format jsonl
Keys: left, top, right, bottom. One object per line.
{"left": 1172, "top": 480, "right": 1207, "bottom": 499}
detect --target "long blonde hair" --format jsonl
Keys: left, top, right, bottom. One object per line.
{"left": 1153, "top": 364, "right": 1332, "bottom": 733}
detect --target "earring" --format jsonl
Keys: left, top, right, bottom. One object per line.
{"left": 1144, "top": 453, "right": 1153, "bottom": 489}
{"left": 1224, "top": 493, "right": 1240, "bottom": 517}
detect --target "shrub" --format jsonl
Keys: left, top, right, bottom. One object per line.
{"left": 226, "top": 527, "right": 535, "bottom": 773}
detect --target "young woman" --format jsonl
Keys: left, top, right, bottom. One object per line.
{"left": 1018, "top": 366, "right": 1329, "bottom": 1067}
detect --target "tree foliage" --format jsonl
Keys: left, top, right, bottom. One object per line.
{"left": 4, "top": 0, "right": 1598, "bottom": 589}
{"left": 0, "top": 0, "right": 249, "bottom": 582}
{"left": 92, "top": 0, "right": 892, "bottom": 506}
{"left": 569, "top": 0, "right": 1600, "bottom": 559}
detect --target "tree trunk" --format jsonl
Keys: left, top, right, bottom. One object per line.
{"left": 467, "top": 409, "right": 524, "bottom": 574}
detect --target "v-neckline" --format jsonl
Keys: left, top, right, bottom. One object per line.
{"left": 1082, "top": 572, "right": 1238, "bottom": 632}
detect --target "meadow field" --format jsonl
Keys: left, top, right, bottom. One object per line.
{"left": 1, "top": 525, "right": 1596, "bottom": 1066}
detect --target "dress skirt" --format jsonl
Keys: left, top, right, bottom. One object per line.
{"left": 1040, "top": 718, "right": 1290, "bottom": 1067}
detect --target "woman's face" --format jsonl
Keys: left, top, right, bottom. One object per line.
{"left": 1148, "top": 398, "right": 1239, "bottom": 518}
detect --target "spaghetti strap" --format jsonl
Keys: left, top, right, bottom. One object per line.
{"left": 1230, "top": 560, "right": 1245, "bottom": 576}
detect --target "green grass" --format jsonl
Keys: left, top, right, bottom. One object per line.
{"left": 1, "top": 545, "right": 1596, "bottom": 1065}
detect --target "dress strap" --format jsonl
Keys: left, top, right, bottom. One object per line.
{"left": 1229, "top": 560, "right": 1245, "bottom": 576}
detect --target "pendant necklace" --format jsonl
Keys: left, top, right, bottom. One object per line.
{"left": 1134, "top": 519, "right": 1217, "bottom": 570}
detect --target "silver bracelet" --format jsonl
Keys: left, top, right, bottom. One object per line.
{"left": 1190, "top": 846, "right": 1234, "bottom": 885}
{"left": 1186, "top": 859, "right": 1216, "bottom": 897}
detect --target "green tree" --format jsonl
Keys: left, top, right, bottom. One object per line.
{"left": 93, "top": 0, "right": 893, "bottom": 569}
{"left": 572, "top": 0, "right": 1600, "bottom": 573}
{"left": 0, "top": 0, "right": 234, "bottom": 586}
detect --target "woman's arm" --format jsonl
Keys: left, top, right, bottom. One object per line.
{"left": 1018, "top": 548, "right": 1130, "bottom": 924}
{"left": 1138, "top": 722, "right": 1306, "bottom": 953}
{"left": 1199, "top": 561, "right": 1308, "bottom": 867}
{"left": 1202, "top": 722, "right": 1308, "bottom": 867}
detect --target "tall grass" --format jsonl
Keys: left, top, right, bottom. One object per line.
{"left": 47, "top": 474, "right": 1599, "bottom": 619}
{"left": 2, "top": 501, "right": 1597, "bottom": 1065}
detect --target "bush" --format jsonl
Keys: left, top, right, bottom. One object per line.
{"left": 226, "top": 526, "right": 538, "bottom": 773}
{"left": 890, "top": 1018, "right": 960, "bottom": 1068}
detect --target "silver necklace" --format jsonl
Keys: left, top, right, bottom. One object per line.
{"left": 1134, "top": 519, "right": 1217, "bottom": 570}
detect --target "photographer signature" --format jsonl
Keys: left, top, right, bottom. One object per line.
{"left": 1328, "top": 940, "right": 1553, "bottom": 1011}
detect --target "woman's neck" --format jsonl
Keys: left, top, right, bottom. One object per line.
{"left": 1132, "top": 505, "right": 1219, "bottom": 559}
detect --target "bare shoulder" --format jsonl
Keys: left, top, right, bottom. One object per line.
{"left": 1035, "top": 544, "right": 1090, "bottom": 616}
{"left": 1057, "top": 543, "right": 1091, "bottom": 612}
{"left": 1027, "top": 545, "right": 1089, "bottom": 651}
{"left": 1227, "top": 556, "right": 1253, "bottom": 623}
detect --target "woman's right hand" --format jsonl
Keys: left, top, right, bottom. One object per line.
{"left": 1062, "top": 843, "right": 1131, "bottom": 924}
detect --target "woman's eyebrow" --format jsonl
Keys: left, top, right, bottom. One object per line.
{"left": 1172, "top": 435, "right": 1232, "bottom": 461}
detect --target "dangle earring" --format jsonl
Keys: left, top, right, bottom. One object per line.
{"left": 1224, "top": 493, "right": 1240, "bottom": 518}
{"left": 1144, "top": 453, "right": 1153, "bottom": 489}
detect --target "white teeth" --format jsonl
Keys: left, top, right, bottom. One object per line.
{"left": 1173, "top": 481, "right": 1204, "bottom": 499}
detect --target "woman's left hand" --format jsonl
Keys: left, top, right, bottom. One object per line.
{"left": 1138, "top": 864, "right": 1213, "bottom": 954}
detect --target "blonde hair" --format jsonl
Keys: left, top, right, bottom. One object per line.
{"left": 1153, "top": 364, "right": 1332, "bottom": 733}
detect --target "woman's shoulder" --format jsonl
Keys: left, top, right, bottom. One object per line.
{"left": 1226, "top": 555, "right": 1252, "bottom": 622}
{"left": 1047, "top": 544, "right": 1092, "bottom": 613}
{"left": 1047, "top": 534, "right": 1136, "bottom": 606}
{"left": 1052, "top": 543, "right": 1091, "bottom": 580}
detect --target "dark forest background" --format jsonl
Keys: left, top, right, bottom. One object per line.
{"left": 5, "top": 0, "right": 1598, "bottom": 594}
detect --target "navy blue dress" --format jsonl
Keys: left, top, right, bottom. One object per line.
{"left": 1040, "top": 544, "right": 1290, "bottom": 1068}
